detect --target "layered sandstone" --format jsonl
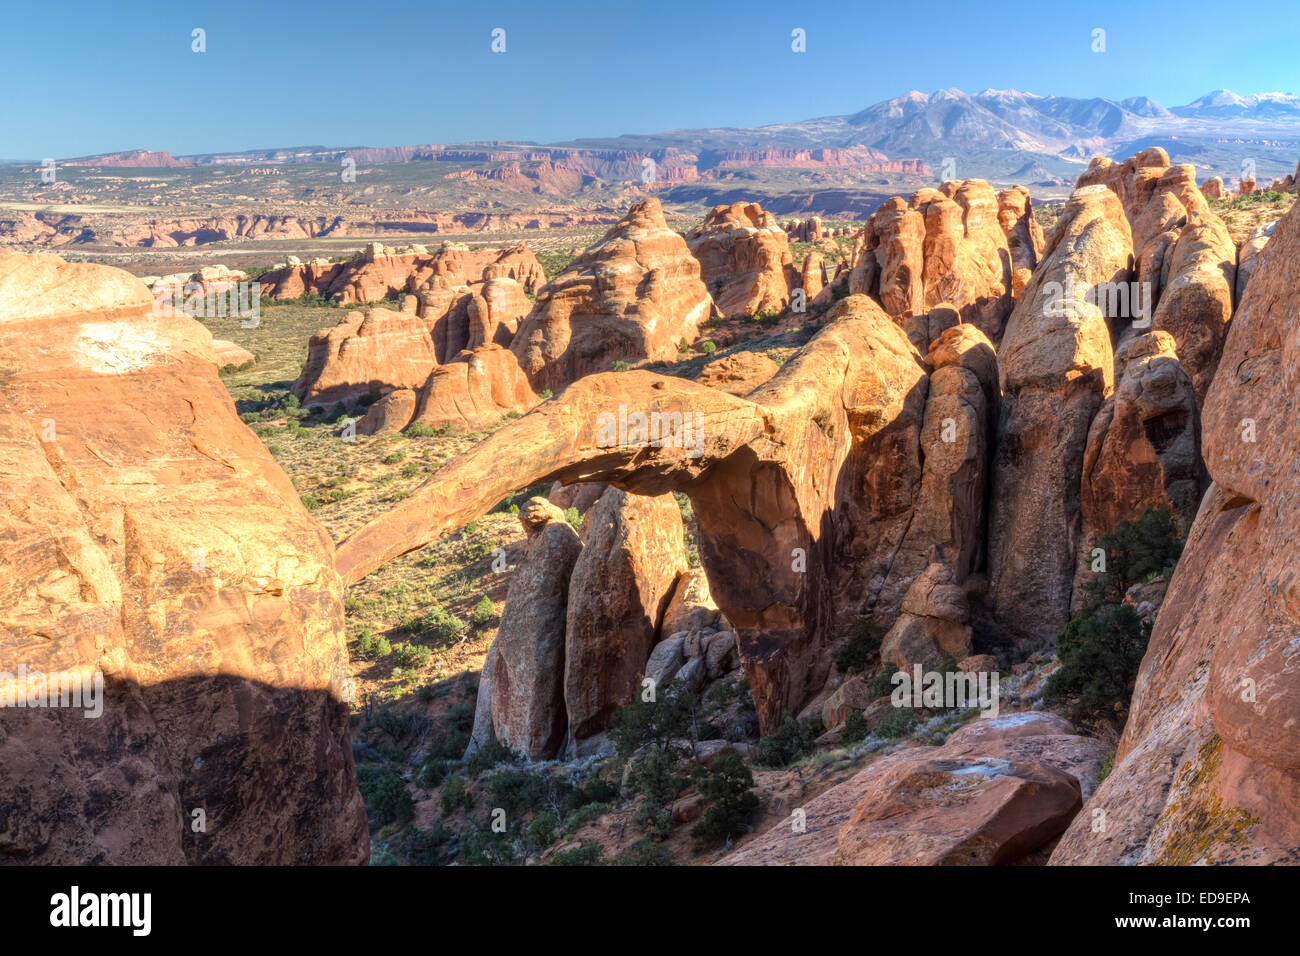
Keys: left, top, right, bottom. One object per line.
{"left": 0, "top": 253, "right": 367, "bottom": 865}
{"left": 510, "top": 198, "right": 713, "bottom": 392}
{"left": 686, "top": 202, "right": 793, "bottom": 318}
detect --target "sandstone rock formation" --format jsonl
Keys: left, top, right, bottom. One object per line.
{"left": 1078, "top": 331, "right": 1201, "bottom": 572}
{"left": 260, "top": 242, "right": 544, "bottom": 304}
{"left": 850, "top": 181, "right": 1014, "bottom": 342}
{"left": 1235, "top": 219, "right": 1276, "bottom": 303}
{"left": 489, "top": 499, "right": 582, "bottom": 760}
{"left": 694, "top": 350, "right": 779, "bottom": 397}
{"left": 879, "top": 562, "right": 973, "bottom": 670}
{"left": 686, "top": 202, "right": 793, "bottom": 317}
{"left": 1200, "top": 176, "right": 1223, "bottom": 200}
{"left": 404, "top": 345, "right": 538, "bottom": 434}
{"left": 510, "top": 198, "right": 713, "bottom": 392}
{"left": 564, "top": 489, "right": 686, "bottom": 746}
{"left": 0, "top": 253, "right": 367, "bottom": 864}
{"left": 721, "top": 712, "right": 1103, "bottom": 865}
{"left": 292, "top": 308, "right": 438, "bottom": 407}
{"left": 988, "top": 185, "right": 1128, "bottom": 643}
{"left": 996, "top": 186, "right": 1045, "bottom": 297}
{"left": 1150, "top": 210, "right": 1236, "bottom": 406}
{"left": 1051, "top": 198, "right": 1300, "bottom": 865}
{"left": 211, "top": 339, "right": 255, "bottom": 368}
{"left": 335, "top": 294, "right": 929, "bottom": 732}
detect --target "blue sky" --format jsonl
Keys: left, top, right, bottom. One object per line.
{"left": 2, "top": 0, "right": 1298, "bottom": 158}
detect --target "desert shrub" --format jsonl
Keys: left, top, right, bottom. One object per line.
{"left": 466, "top": 738, "right": 516, "bottom": 778}
{"left": 401, "top": 820, "right": 450, "bottom": 865}
{"left": 440, "top": 773, "right": 473, "bottom": 814}
{"left": 563, "top": 506, "right": 581, "bottom": 529}
{"left": 754, "top": 712, "right": 818, "bottom": 768}
{"left": 487, "top": 769, "right": 549, "bottom": 817}
{"left": 1044, "top": 603, "right": 1149, "bottom": 724}
{"left": 610, "top": 359, "right": 631, "bottom": 372}
{"left": 404, "top": 422, "right": 443, "bottom": 438}
{"left": 300, "top": 494, "right": 321, "bottom": 511}
{"left": 834, "top": 621, "right": 884, "bottom": 676}
{"left": 698, "top": 340, "right": 717, "bottom": 355}
{"left": 560, "top": 776, "right": 618, "bottom": 815}
{"left": 528, "top": 811, "right": 559, "bottom": 849}
{"left": 840, "top": 709, "right": 870, "bottom": 744}
{"left": 865, "top": 666, "right": 896, "bottom": 699}
{"left": 561, "top": 801, "right": 613, "bottom": 834}
{"left": 471, "top": 595, "right": 497, "bottom": 627}
{"left": 690, "top": 752, "right": 760, "bottom": 844}
{"left": 611, "top": 838, "right": 677, "bottom": 866}
{"left": 381, "top": 449, "right": 406, "bottom": 465}
{"left": 357, "top": 766, "right": 413, "bottom": 828}
{"left": 415, "top": 758, "right": 447, "bottom": 790}
{"left": 1082, "top": 508, "right": 1183, "bottom": 606}
{"left": 538, "top": 389, "right": 554, "bottom": 401}
{"left": 459, "top": 824, "right": 518, "bottom": 866}
{"left": 393, "top": 642, "right": 432, "bottom": 669}
{"left": 548, "top": 842, "right": 604, "bottom": 866}
{"left": 874, "top": 707, "right": 919, "bottom": 740}
{"left": 410, "top": 606, "right": 466, "bottom": 645}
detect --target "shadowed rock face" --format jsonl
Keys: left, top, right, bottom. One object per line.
{"left": 1050, "top": 198, "right": 1300, "bottom": 866}
{"left": 510, "top": 197, "right": 714, "bottom": 393}
{"left": 1074, "top": 331, "right": 1201, "bottom": 609}
{"left": 335, "top": 294, "right": 928, "bottom": 732}
{"left": 988, "top": 185, "right": 1129, "bottom": 643}
{"left": 0, "top": 253, "right": 367, "bottom": 865}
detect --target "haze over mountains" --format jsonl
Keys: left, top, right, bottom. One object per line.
{"left": 61, "top": 88, "right": 1300, "bottom": 184}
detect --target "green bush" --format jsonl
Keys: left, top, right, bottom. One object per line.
{"left": 754, "top": 712, "right": 819, "bottom": 768}
{"left": 466, "top": 738, "right": 516, "bottom": 778}
{"left": 471, "top": 595, "right": 498, "bottom": 627}
{"left": 415, "top": 758, "right": 447, "bottom": 790}
{"left": 563, "top": 506, "right": 581, "bottom": 529}
{"left": 487, "top": 768, "right": 549, "bottom": 817}
{"left": 865, "top": 666, "right": 896, "bottom": 699}
{"left": 690, "top": 752, "right": 760, "bottom": 844}
{"left": 459, "top": 824, "right": 517, "bottom": 866}
{"left": 874, "top": 707, "right": 919, "bottom": 740}
{"left": 547, "top": 842, "right": 604, "bottom": 866}
{"left": 381, "top": 449, "right": 406, "bottom": 465}
{"left": 401, "top": 821, "right": 450, "bottom": 865}
{"left": 440, "top": 773, "right": 473, "bottom": 814}
{"left": 834, "top": 621, "right": 884, "bottom": 676}
{"left": 357, "top": 766, "right": 414, "bottom": 828}
{"left": 611, "top": 838, "right": 676, "bottom": 866}
{"left": 1082, "top": 508, "right": 1183, "bottom": 606}
{"left": 840, "top": 709, "right": 869, "bottom": 744}
{"left": 1044, "top": 603, "right": 1150, "bottom": 724}
{"left": 610, "top": 359, "right": 632, "bottom": 372}
{"left": 394, "top": 642, "right": 432, "bottom": 668}
{"left": 698, "top": 340, "right": 717, "bottom": 355}
{"left": 528, "top": 811, "right": 559, "bottom": 849}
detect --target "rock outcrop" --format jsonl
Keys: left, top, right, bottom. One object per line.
{"left": 0, "top": 253, "right": 367, "bottom": 865}
{"left": 292, "top": 308, "right": 438, "bottom": 407}
{"left": 996, "top": 186, "right": 1045, "bottom": 297}
{"left": 510, "top": 198, "right": 713, "bottom": 392}
{"left": 489, "top": 499, "right": 582, "bottom": 761}
{"left": 720, "top": 712, "right": 1103, "bottom": 865}
{"left": 686, "top": 202, "right": 793, "bottom": 318}
{"left": 334, "top": 294, "right": 928, "bottom": 732}
{"left": 1051, "top": 198, "right": 1300, "bottom": 865}
{"left": 988, "top": 185, "right": 1129, "bottom": 643}
{"left": 563, "top": 489, "right": 686, "bottom": 747}
{"left": 850, "top": 181, "right": 1014, "bottom": 342}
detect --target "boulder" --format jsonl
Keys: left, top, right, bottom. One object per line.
{"left": 210, "top": 339, "right": 255, "bottom": 368}
{"left": 880, "top": 562, "right": 973, "bottom": 670}
{"left": 356, "top": 387, "right": 418, "bottom": 435}
{"left": 660, "top": 567, "right": 721, "bottom": 636}
{"left": 404, "top": 345, "right": 538, "bottom": 434}
{"left": 1235, "top": 219, "right": 1276, "bottom": 304}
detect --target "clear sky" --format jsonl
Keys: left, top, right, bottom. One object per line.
{"left": 3, "top": 0, "right": 1299, "bottom": 158}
